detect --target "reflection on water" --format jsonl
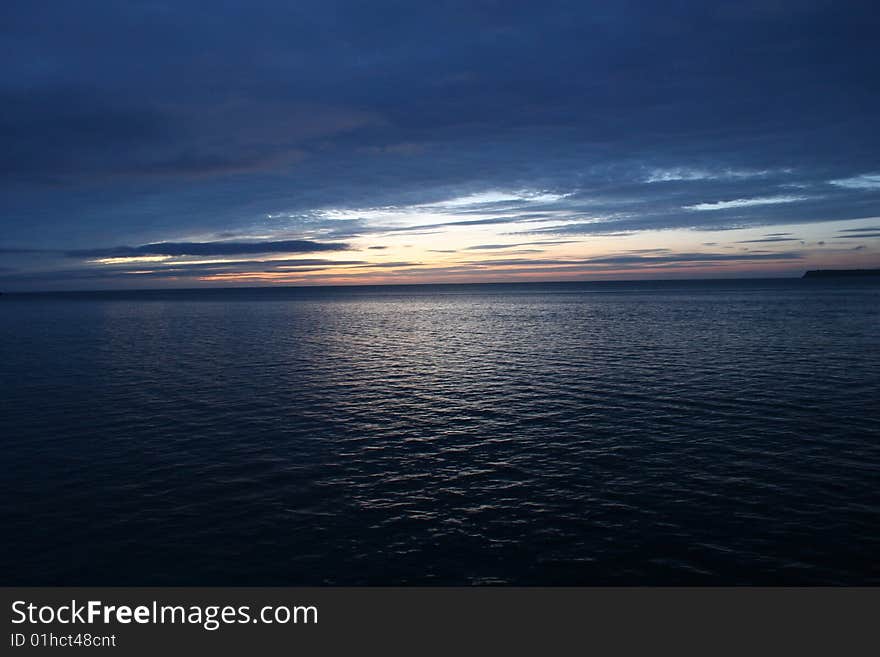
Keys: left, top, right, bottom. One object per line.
{"left": 1, "top": 280, "right": 878, "bottom": 584}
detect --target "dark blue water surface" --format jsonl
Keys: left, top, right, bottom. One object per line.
{"left": 1, "top": 279, "right": 878, "bottom": 585}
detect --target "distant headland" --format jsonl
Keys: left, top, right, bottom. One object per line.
{"left": 802, "top": 269, "right": 880, "bottom": 279}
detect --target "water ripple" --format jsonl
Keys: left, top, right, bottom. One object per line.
{"left": 1, "top": 280, "right": 878, "bottom": 584}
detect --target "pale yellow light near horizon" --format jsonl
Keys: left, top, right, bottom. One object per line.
{"left": 86, "top": 187, "right": 880, "bottom": 286}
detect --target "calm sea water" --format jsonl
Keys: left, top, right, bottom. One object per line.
{"left": 1, "top": 279, "right": 878, "bottom": 585}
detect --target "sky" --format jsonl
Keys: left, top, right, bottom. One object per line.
{"left": 1, "top": 0, "right": 879, "bottom": 290}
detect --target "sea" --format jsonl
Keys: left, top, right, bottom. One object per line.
{"left": 1, "top": 279, "right": 878, "bottom": 585}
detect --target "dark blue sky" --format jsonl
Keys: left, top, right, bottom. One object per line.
{"left": 2, "top": 0, "right": 879, "bottom": 288}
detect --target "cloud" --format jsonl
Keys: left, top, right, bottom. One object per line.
{"left": 383, "top": 213, "right": 558, "bottom": 233}
{"left": 464, "top": 239, "right": 581, "bottom": 251}
{"left": 736, "top": 237, "right": 800, "bottom": 243}
{"left": 465, "top": 251, "right": 803, "bottom": 267}
{"left": 0, "top": 247, "right": 48, "bottom": 254}
{"left": 0, "top": 87, "right": 379, "bottom": 183}
{"left": 426, "top": 190, "right": 568, "bottom": 207}
{"left": 152, "top": 258, "right": 366, "bottom": 269}
{"left": 66, "top": 240, "right": 350, "bottom": 258}
{"left": 644, "top": 167, "right": 779, "bottom": 183}
{"left": 832, "top": 225, "right": 880, "bottom": 239}
{"left": 356, "top": 261, "right": 419, "bottom": 268}
{"left": 0, "top": 256, "right": 388, "bottom": 284}
{"left": 684, "top": 196, "right": 810, "bottom": 211}
{"left": 829, "top": 173, "right": 880, "bottom": 190}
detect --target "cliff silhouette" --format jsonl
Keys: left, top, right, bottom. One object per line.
{"left": 803, "top": 269, "right": 880, "bottom": 279}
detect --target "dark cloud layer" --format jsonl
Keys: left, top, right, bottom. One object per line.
{"left": 467, "top": 252, "right": 804, "bottom": 268}
{"left": 736, "top": 237, "right": 800, "bottom": 243}
{"left": 67, "top": 240, "right": 349, "bottom": 258}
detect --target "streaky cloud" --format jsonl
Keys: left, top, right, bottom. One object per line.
{"left": 832, "top": 232, "right": 880, "bottom": 239}
{"left": 465, "top": 252, "right": 803, "bottom": 267}
{"left": 644, "top": 167, "right": 780, "bottom": 183}
{"left": 736, "top": 237, "right": 800, "bottom": 243}
{"left": 684, "top": 196, "right": 810, "bottom": 211}
{"left": 67, "top": 240, "right": 350, "bottom": 258}
{"left": 829, "top": 173, "right": 880, "bottom": 190}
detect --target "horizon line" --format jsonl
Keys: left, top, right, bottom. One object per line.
{"left": 0, "top": 272, "right": 836, "bottom": 295}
